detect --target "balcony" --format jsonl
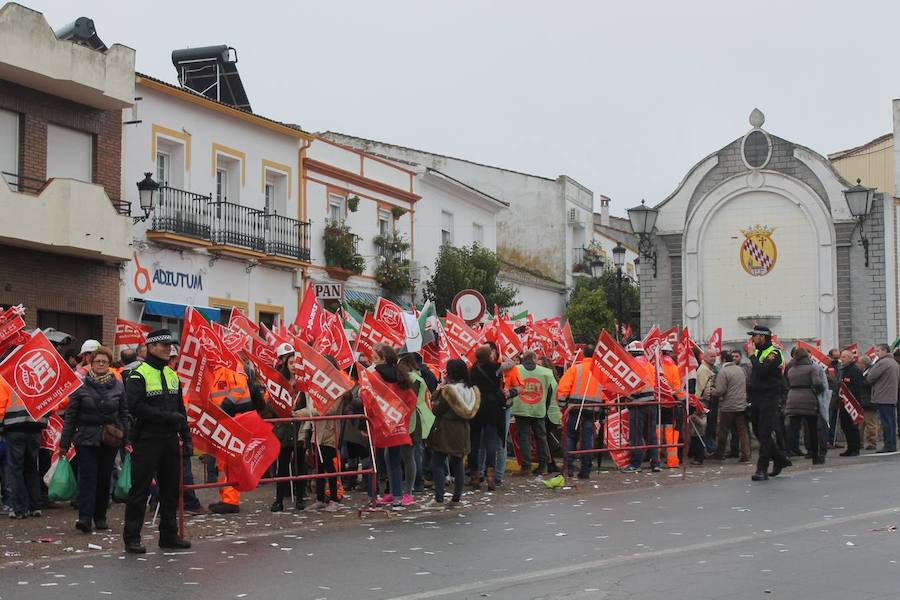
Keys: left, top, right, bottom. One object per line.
{"left": 0, "top": 173, "right": 132, "bottom": 261}
{"left": 146, "top": 185, "right": 310, "bottom": 264}
{"left": 0, "top": 4, "right": 135, "bottom": 109}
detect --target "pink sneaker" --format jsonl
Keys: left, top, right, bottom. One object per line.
{"left": 377, "top": 494, "right": 394, "bottom": 506}
{"left": 401, "top": 493, "right": 415, "bottom": 507}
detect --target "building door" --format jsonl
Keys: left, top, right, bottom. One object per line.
{"left": 37, "top": 310, "right": 103, "bottom": 356}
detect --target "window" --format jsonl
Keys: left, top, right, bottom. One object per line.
{"left": 473, "top": 222, "right": 484, "bottom": 245}
{"left": 378, "top": 208, "right": 392, "bottom": 237}
{"left": 37, "top": 310, "right": 102, "bottom": 359}
{"left": 264, "top": 169, "right": 287, "bottom": 215}
{"left": 156, "top": 152, "right": 170, "bottom": 186}
{"left": 328, "top": 193, "right": 345, "bottom": 223}
{"left": 216, "top": 168, "right": 228, "bottom": 202}
{"left": 441, "top": 210, "right": 454, "bottom": 246}
{"left": 0, "top": 109, "right": 18, "bottom": 187}
{"left": 46, "top": 124, "right": 92, "bottom": 182}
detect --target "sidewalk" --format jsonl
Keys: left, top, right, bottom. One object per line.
{"left": 1, "top": 455, "right": 838, "bottom": 566}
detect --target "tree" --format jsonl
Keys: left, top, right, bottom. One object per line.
{"left": 423, "top": 244, "right": 519, "bottom": 314}
{"left": 596, "top": 270, "right": 641, "bottom": 336}
{"left": 565, "top": 278, "right": 615, "bottom": 344}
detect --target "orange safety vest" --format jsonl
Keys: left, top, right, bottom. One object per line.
{"left": 209, "top": 367, "right": 251, "bottom": 408}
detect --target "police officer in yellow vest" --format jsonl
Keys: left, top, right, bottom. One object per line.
{"left": 122, "top": 329, "right": 191, "bottom": 554}
{"left": 747, "top": 325, "right": 792, "bottom": 482}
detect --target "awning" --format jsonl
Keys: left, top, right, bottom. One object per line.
{"left": 141, "top": 299, "right": 222, "bottom": 322}
{"left": 343, "top": 289, "right": 411, "bottom": 309}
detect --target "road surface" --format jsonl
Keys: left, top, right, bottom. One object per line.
{"left": 3, "top": 456, "right": 899, "bottom": 600}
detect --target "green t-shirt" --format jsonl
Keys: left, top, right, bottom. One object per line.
{"left": 513, "top": 364, "right": 557, "bottom": 419}
{"left": 408, "top": 370, "right": 435, "bottom": 441}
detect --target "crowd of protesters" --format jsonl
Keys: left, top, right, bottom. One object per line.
{"left": 2, "top": 322, "right": 899, "bottom": 553}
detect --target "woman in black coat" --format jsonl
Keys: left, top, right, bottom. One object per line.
{"left": 60, "top": 346, "right": 129, "bottom": 533}
{"left": 468, "top": 345, "right": 506, "bottom": 489}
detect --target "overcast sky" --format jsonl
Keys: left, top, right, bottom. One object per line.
{"left": 31, "top": 0, "right": 900, "bottom": 214}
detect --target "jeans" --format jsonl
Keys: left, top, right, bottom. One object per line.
{"left": 495, "top": 407, "right": 512, "bottom": 483}
{"left": 4, "top": 431, "right": 42, "bottom": 515}
{"left": 628, "top": 405, "right": 659, "bottom": 469}
{"left": 469, "top": 423, "right": 499, "bottom": 475}
{"left": 181, "top": 452, "right": 201, "bottom": 510}
{"left": 75, "top": 444, "right": 117, "bottom": 524}
{"left": 876, "top": 404, "right": 897, "bottom": 451}
{"left": 565, "top": 409, "right": 595, "bottom": 477}
{"left": 516, "top": 415, "right": 549, "bottom": 471}
{"left": 431, "top": 451, "right": 464, "bottom": 502}
{"left": 412, "top": 442, "right": 425, "bottom": 492}
{"left": 384, "top": 445, "right": 408, "bottom": 500}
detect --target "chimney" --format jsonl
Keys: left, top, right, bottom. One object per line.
{"left": 600, "top": 195, "right": 610, "bottom": 227}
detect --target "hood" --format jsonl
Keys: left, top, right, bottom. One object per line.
{"left": 442, "top": 383, "right": 481, "bottom": 420}
{"left": 521, "top": 360, "right": 536, "bottom": 371}
{"left": 375, "top": 363, "right": 399, "bottom": 384}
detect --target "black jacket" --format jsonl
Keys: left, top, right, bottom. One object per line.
{"left": 125, "top": 354, "right": 189, "bottom": 444}
{"left": 747, "top": 342, "right": 784, "bottom": 400}
{"left": 469, "top": 360, "right": 505, "bottom": 435}
{"left": 836, "top": 362, "right": 865, "bottom": 407}
{"left": 60, "top": 375, "right": 129, "bottom": 450}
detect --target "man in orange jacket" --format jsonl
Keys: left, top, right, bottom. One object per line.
{"left": 205, "top": 366, "right": 254, "bottom": 514}
{"left": 623, "top": 341, "right": 662, "bottom": 473}
{"left": 557, "top": 344, "right": 604, "bottom": 479}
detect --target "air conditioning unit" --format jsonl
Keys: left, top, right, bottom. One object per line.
{"left": 567, "top": 208, "right": 578, "bottom": 224}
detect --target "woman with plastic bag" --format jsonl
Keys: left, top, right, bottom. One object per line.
{"left": 60, "top": 345, "right": 129, "bottom": 533}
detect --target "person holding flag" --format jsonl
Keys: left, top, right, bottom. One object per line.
{"left": 557, "top": 344, "right": 604, "bottom": 479}
{"left": 622, "top": 341, "right": 662, "bottom": 474}
{"left": 122, "top": 329, "right": 191, "bottom": 554}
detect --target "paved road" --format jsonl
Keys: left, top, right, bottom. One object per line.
{"left": 3, "top": 457, "right": 900, "bottom": 600}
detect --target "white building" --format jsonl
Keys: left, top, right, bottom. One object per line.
{"left": 322, "top": 133, "right": 594, "bottom": 319}
{"left": 121, "top": 70, "right": 315, "bottom": 330}
{"left": 588, "top": 196, "right": 640, "bottom": 280}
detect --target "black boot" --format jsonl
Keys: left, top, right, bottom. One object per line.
{"left": 270, "top": 500, "right": 284, "bottom": 513}
{"left": 751, "top": 470, "right": 769, "bottom": 481}
{"left": 124, "top": 542, "right": 146, "bottom": 554}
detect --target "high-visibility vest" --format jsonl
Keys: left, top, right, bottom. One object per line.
{"left": 569, "top": 362, "right": 604, "bottom": 405}
{"left": 632, "top": 356, "right": 657, "bottom": 401}
{"left": 132, "top": 361, "right": 181, "bottom": 397}
{"left": 0, "top": 377, "right": 49, "bottom": 428}
{"left": 209, "top": 367, "right": 251, "bottom": 408}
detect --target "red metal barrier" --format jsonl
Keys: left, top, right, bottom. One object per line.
{"left": 559, "top": 400, "right": 690, "bottom": 483}
{"left": 178, "top": 412, "right": 382, "bottom": 537}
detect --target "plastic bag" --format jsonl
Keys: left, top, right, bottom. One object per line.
{"left": 113, "top": 453, "right": 132, "bottom": 502}
{"left": 47, "top": 457, "right": 77, "bottom": 502}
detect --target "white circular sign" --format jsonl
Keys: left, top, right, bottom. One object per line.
{"left": 452, "top": 290, "right": 486, "bottom": 324}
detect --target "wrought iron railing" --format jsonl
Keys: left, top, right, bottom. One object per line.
{"left": 2, "top": 171, "right": 47, "bottom": 194}
{"left": 209, "top": 200, "right": 265, "bottom": 251}
{"left": 151, "top": 185, "right": 211, "bottom": 238}
{"left": 266, "top": 212, "right": 311, "bottom": 261}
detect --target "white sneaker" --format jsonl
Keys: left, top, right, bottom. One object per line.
{"left": 308, "top": 500, "right": 327, "bottom": 511}
{"left": 324, "top": 501, "right": 339, "bottom": 513}
{"left": 420, "top": 499, "right": 445, "bottom": 510}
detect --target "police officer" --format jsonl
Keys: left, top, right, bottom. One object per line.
{"left": 122, "top": 329, "right": 191, "bottom": 553}
{"left": 747, "top": 325, "right": 792, "bottom": 481}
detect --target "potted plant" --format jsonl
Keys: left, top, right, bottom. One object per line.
{"left": 348, "top": 195, "right": 360, "bottom": 213}
{"left": 390, "top": 206, "right": 407, "bottom": 220}
{"left": 373, "top": 233, "right": 412, "bottom": 298}
{"left": 323, "top": 222, "right": 365, "bottom": 280}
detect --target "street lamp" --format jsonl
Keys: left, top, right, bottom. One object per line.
{"left": 627, "top": 199, "right": 658, "bottom": 277}
{"left": 590, "top": 254, "right": 605, "bottom": 279}
{"left": 134, "top": 172, "right": 159, "bottom": 224}
{"left": 612, "top": 242, "right": 626, "bottom": 339}
{"left": 843, "top": 178, "right": 875, "bottom": 267}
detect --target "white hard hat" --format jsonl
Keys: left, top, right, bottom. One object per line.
{"left": 626, "top": 341, "right": 644, "bottom": 354}
{"left": 79, "top": 339, "right": 101, "bottom": 355}
{"left": 169, "top": 345, "right": 178, "bottom": 357}
{"left": 276, "top": 342, "right": 295, "bottom": 358}
{"left": 661, "top": 341, "right": 674, "bottom": 352}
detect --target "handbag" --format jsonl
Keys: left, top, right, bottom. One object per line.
{"left": 101, "top": 423, "right": 124, "bottom": 447}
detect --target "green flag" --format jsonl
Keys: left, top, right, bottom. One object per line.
{"left": 417, "top": 300, "right": 437, "bottom": 346}
{"left": 891, "top": 336, "right": 900, "bottom": 352}
{"left": 509, "top": 310, "right": 529, "bottom": 329}
{"left": 341, "top": 301, "right": 363, "bottom": 332}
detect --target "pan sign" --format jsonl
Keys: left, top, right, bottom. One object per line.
{"left": 313, "top": 282, "right": 343, "bottom": 300}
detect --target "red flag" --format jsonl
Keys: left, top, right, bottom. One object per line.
{"left": 40, "top": 413, "right": 75, "bottom": 460}
{"left": 523, "top": 316, "right": 555, "bottom": 357}
{"left": 294, "top": 339, "right": 354, "bottom": 415}
{"left": 355, "top": 311, "right": 404, "bottom": 359}
{"left": 678, "top": 327, "right": 699, "bottom": 380}
{"left": 313, "top": 310, "right": 354, "bottom": 370}
{"left": 247, "top": 334, "right": 278, "bottom": 368}
{"left": 358, "top": 365, "right": 411, "bottom": 438}
{"left": 864, "top": 346, "right": 877, "bottom": 361}
{"left": 552, "top": 321, "right": 577, "bottom": 367}
{"left": 496, "top": 318, "right": 525, "bottom": 363}
{"left": 444, "top": 311, "right": 484, "bottom": 360}
{"left": 228, "top": 308, "right": 258, "bottom": 337}
{"left": 0, "top": 331, "right": 82, "bottom": 420}
{"left": 244, "top": 352, "right": 294, "bottom": 417}
{"left": 603, "top": 408, "right": 630, "bottom": 468}
{"left": 707, "top": 327, "right": 723, "bottom": 355}
{"left": 689, "top": 394, "right": 709, "bottom": 414}
{"left": 261, "top": 322, "right": 290, "bottom": 349}
{"left": 591, "top": 330, "right": 652, "bottom": 397}
{"left": 213, "top": 322, "right": 248, "bottom": 355}
{"left": 796, "top": 340, "right": 831, "bottom": 370}
{"left": 0, "top": 314, "right": 26, "bottom": 349}
{"left": 838, "top": 382, "right": 865, "bottom": 425}
{"left": 642, "top": 326, "right": 663, "bottom": 361}
{"left": 186, "top": 383, "right": 278, "bottom": 492}
{"left": 374, "top": 297, "right": 407, "bottom": 340}
{"left": 114, "top": 318, "right": 151, "bottom": 347}
{"left": 176, "top": 307, "right": 241, "bottom": 404}
{"left": 292, "top": 285, "right": 324, "bottom": 343}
